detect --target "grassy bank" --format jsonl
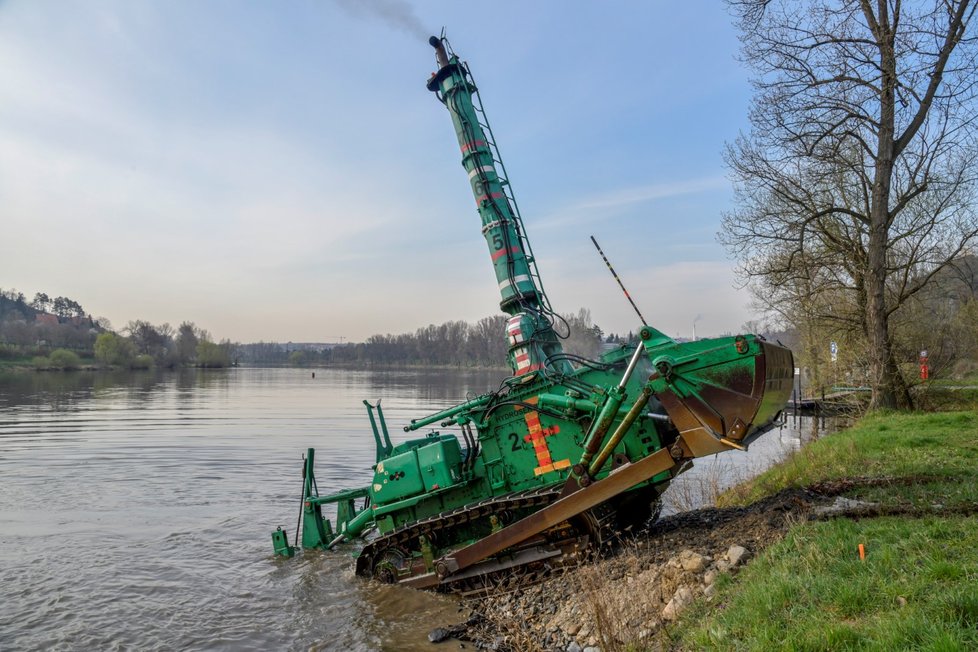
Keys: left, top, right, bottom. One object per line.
{"left": 675, "top": 410, "right": 978, "bottom": 651}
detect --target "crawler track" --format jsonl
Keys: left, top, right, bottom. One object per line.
{"left": 355, "top": 485, "right": 618, "bottom": 595}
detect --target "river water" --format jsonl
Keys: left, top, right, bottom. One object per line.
{"left": 0, "top": 367, "right": 826, "bottom": 651}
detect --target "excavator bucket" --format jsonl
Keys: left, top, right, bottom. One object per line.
{"left": 647, "top": 334, "right": 794, "bottom": 457}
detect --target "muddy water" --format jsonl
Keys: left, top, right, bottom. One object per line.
{"left": 0, "top": 367, "right": 825, "bottom": 650}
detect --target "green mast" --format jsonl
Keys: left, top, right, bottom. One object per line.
{"left": 427, "top": 36, "right": 571, "bottom": 376}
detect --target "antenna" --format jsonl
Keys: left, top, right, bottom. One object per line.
{"left": 590, "top": 236, "right": 648, "bottom": 327}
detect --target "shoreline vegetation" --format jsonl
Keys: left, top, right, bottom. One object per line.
{"left": 0, "top": 288, "right": 234, "bottom": 371}
{"left": 452, "top": 401, "right": 978, "bottom": 651}
{"left": 2, "top": 287, "right": 611, "bottom": 375}
{"left": 0, "top": 357, "right": 512, "bottom": 373}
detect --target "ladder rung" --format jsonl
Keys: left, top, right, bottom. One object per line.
{"left": 467, "top": 73, "right": 555, "bottom": 310}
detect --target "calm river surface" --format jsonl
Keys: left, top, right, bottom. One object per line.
{"left": 0, "top": 367, "right": 826, "bottom": 651}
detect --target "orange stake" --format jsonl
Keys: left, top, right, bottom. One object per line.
{"left": 858, "top": 543, "right": 866, "bottom": 561}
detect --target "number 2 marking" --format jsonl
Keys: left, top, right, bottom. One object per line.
{"left": 507, "top": 432, "right": 521, "bottom": 451}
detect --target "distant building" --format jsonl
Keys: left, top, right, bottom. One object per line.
{"left": 35, "top": 312, "right": 59, "bottom": 326}
{"left": 290, "top": 342, "right": 344, "bottom": 352}
{"left": 68, "top": 315, "right": 95, "bottom": 328}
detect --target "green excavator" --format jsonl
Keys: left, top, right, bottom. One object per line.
{"left": 271, "top": 36, "right": 793, "bottom": 593}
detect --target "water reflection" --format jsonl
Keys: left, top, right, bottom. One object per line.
{"left": 0, "top": 367, "right": 491, "bottom": 651}
{"left": 660, "top": 412, "right": 836, "bottom": 515}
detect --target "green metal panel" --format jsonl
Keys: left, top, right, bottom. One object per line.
{"left": 417, "top": 438, "right": 462, "bottom": 491}
{"left": 302, "top": 500, "right": 333, "bottom": 549}
{"left": 272, "top": 527, "right": 294, "bottom": 558}
{"left": 372, "top": 449, "right": 425, "bottom": 504}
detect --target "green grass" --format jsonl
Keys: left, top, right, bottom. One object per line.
{"left": 670, "top": 411, "right": 978, "bottom": 651}
{"left": 0, "top": 355, "right": 35, "bottom": 369}
{"left": 719, "top": 411, "right": 978, "bottom": 507}
{"left": 916, "top": 385, "right": 978, "bottom": 411}
{"left": 0, "top": 352, "right": 96, "bottom": 371}
{"left": 679, "top": 516, "right": 978, "bottom": 651}
{"left": 927, "top": 378, "right": 973, "bottom": 387}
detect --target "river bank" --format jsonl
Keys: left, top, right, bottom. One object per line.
{"left": 446, "top": 409, "right": 978, "bottom": 651}
{"left": 0, "top": 358, "right": 508, "bottom": 373}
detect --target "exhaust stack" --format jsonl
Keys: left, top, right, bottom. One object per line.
{"left": 429, "top": 36, "right": 449, "bottom": 69}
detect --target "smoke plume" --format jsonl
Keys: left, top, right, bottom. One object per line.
{"left": 333, "top": 0, "right": 429, "bottom": 39}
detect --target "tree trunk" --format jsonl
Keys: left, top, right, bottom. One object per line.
{"left": 806, "top": 335, "right": 822, "bottom": 394}
{"left": 884, "top": 344, "right": 914, "bottom": 409}
{"left": 865, "top": 225, "right": 898, "bottom": 409}
{"left": 866, "top": 8, "right": 900, "bottom": 411}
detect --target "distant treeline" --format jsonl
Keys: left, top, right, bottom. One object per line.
{"left": 93, "top": 321, "right": 232, "bottom": 369}
{"left": 2, "top": 285, "right": 617, "bottom": 371}
{"left": 239, "top": 309, "right": 610, "bottom": 368}
{"left": 0, "top": 289, "right": 102, "bottom": 354}
{"left": 0, "top": 288, "right": 231, "bottom": 369}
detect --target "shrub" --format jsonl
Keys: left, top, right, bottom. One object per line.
{"left": 94, "top": 332, "right": 136, "bottom": 367}
{"left": 49, "top": 348, "right": 82, "bottom": 370}
{"left": 32, "top": 356, "right": 51, "bottom": 370}
{"left": 130, "top": 354, "right": 154, "bottom": 370}
{"left": 196, "top": 339, "right": 232, "bottom": 368}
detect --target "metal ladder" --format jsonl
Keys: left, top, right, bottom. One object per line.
{"left": 463, "top": 61, "right": 558, "bottom": 317}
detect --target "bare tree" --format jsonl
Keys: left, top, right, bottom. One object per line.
{"left": 723, "top": 0, "right": 978, "bottom": 408}
{"left": 124, "top": 319, "right": 174, "bottom": 363}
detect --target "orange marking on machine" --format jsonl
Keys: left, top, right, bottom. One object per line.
{"left": 476, "top": 191, "right": 506, "bottom": 205}
{"left": 521, "top": 412, "right": 568, "bottom": 475}
{"left": 524, "top": 425, "right": 559, "bottom": 443}
{"left": 461, "top": 139, "right": 487, "bottom": 153}
{"left": 491, "top": 246, "right": 520, "bottom": 261}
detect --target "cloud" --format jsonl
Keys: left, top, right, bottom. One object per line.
{"left": 0, "top": 22, "right": 403, "bottom": 341}
{"left": 532, "top": 175, "right": 729, "bottom": 230}
{"left": 573, "top": 176, "right": 729, "bottom": 211}
{"left": 538, "top": 257, "right": 755, "bottom": 340}
{"left": 0, "top": 2, "right": 755, "bottom": 343}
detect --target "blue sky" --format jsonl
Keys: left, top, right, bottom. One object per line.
{"left": 0, "top": 1, "right": 756, "bottom": 342}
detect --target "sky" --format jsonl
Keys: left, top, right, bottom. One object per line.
{"left": 0, "top": 0, "right": 758, "bottom": 343}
